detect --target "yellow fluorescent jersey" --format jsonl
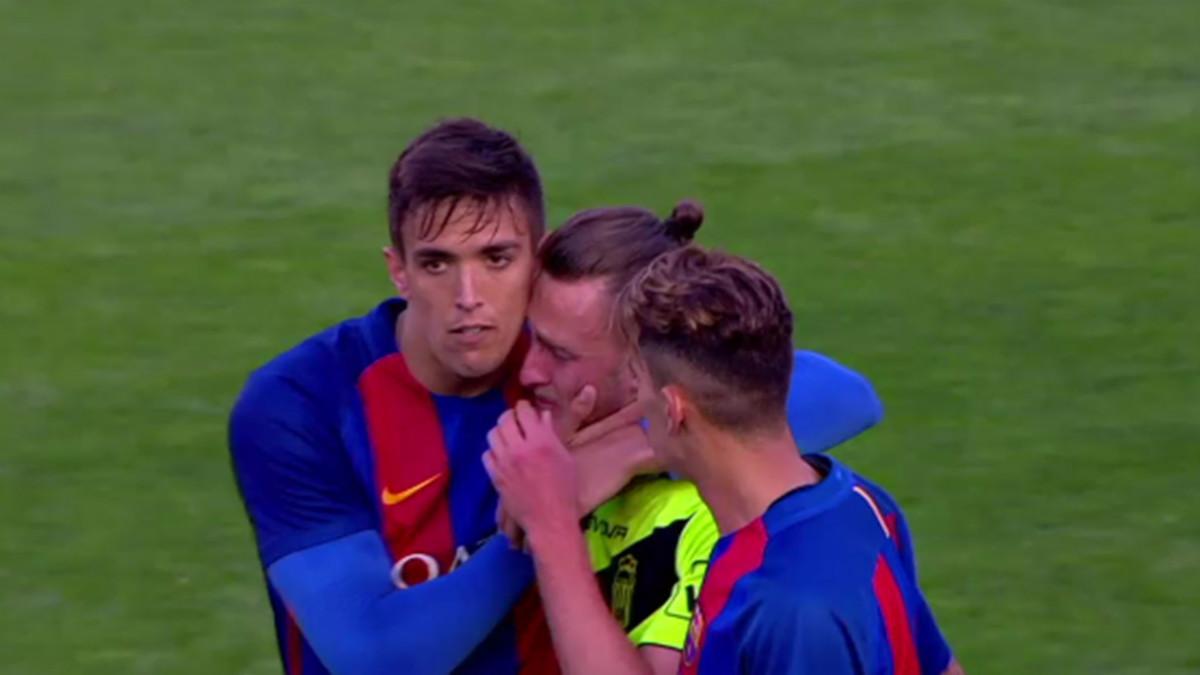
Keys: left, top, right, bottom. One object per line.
{"left": 584, "top": 477, "right": 719, "bottom": 651}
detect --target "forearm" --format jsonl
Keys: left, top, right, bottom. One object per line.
{"left": 269, "top": 532, "right": 533, "bottom": 675}
{"left": 528, "top": 523, "right": 652, "bottom": 675}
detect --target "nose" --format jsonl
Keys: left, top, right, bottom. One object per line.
{"left": 519, "top": 342, "right": 550, "bottom": 390}
{"left": 455, "top": 265, "right": 483, "bottom": 312}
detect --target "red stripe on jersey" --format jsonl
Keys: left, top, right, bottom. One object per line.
{"left": 502, "top": 331, "right": 559, "bottom": 673}
{"left": 494, "top": 339, "right": 550, "bottom": 675}
{"left": 873, "top": 554, "right": 920, "bottom": 675}
{"left": 360, "top": 354, "right": 457, "bottom": 581}
{"left": 513, "top": 587, "right": 561, "bottom": 674}
{"left": 885, "top": 513, "right": 901, "bottom": 552}
{"left": 286, "top": 613, "right": 303, "bottom": 675}
{"left": 680, "top": 518, "right": 770, "bottom": 675}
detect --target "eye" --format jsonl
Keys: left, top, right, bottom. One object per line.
{"left": 534, "top": 335, "right": 574, "bottom": 363}
{"left": 486, "top": 253, "right": 513, "bottom": 269}
{"left": 421, "top": 259, "right": 448, "bottom": 274}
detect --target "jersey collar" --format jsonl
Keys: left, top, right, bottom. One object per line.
{"left": 760, "top": 453, "right": 855, "bottom": 536}
{"left": 364, "top": 297, "right": 407, "bottom": 362}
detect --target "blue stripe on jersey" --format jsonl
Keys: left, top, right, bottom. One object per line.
{"left": 433, "top": 391, "right": 509, "bottom": 553}
{"left": 431, "top": 390, "right": 526, "bottom": 673}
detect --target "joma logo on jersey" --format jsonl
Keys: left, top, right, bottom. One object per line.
{"left": 584, "top": 515, "right": 628, "bottom": 540}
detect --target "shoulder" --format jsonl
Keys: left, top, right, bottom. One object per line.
{"left": 791, "top": 350, "right": 875, "bottom": 392}
{"left": 588, "top": 479, "right": 713, "bottom": 562}
{"left": 735, "top": 589, "right": 859, "bottom": 671}
{"left": 228, "top": 307, "right": 393, "bottom": 479}
{"left": 733, "top": 561, "right": 862, "bottom": 642}
{"left": 787, "top": 350, "right": 884, "bottom": 451}
{"left": 231, "top": 306, "right": 388, "bottom": 429}
{"left": 616, "top": 477, "right": 705, "bottom": 520}
{"left": 603, "top": 479, "right": 708, "bottom": 539}
{"left": 230, "top": 339, "right": 339, "bottom": 446}
{"left": 745, "top": 585, "right": 834, "bottom": 622}
{"left": 842, "top": 462, "right": 905, "bottom": 522}
{"left": 255, "top": 307, "right": 384, "bottom": 389}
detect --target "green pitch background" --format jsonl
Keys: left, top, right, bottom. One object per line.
{"left": 3, "top": 1, "right": 1198, "bottom": 672}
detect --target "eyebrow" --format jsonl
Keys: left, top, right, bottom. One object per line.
{"left": 411, "top": 238, "right": 523, "bottom": 261}
{"left": 479, "top": 240, "right": 522, "bottom": 256}
{"left": 411, "top": 247, "right": 456, "bottom": 263}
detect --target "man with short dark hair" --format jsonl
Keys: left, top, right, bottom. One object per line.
{"left": 229, "top": 118, "right": 576, "bottom": 675}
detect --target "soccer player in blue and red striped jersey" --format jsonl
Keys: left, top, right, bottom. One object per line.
{"left": 616, "top": 247, "right": 966, "bottom": 675}
{"left": 228, "top": 118, "right": 582, "bottom": 675}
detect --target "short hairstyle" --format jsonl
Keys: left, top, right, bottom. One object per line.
{"left": 538, "top": 200, "right": 704, "bottom": 294}
{"left": 618, "top": 246, "right": 794, "bottom": 432}
{"left": 388, "top": 118, "right": 545, "bottom": 253}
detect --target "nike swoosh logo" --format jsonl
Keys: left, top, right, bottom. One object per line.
{"left": 381, "top": 473, "right": 443, "bottom": 506}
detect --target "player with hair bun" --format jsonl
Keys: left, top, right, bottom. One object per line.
{"left": 485, "top": 201, "right": 886, "bottom": 674}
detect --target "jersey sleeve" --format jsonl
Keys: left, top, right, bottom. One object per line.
{"left": 268, "top": 531, "right": 536, "bottom": 675}
{"left": 883, "top": 505, "right": 954, "bottom": 674}
{"left": 740, "top": 595, "right": 862, "bottom": 675}
{"left": 787, "top": 350, "right": 884, "bottom": 453}
{"left": 903, "top": 576, "right": 954, "bottom": 675}
{"left": 628, "top": 507, "right": 720, "bottom": 649}
{"left": 857, "top": 475, "right": 920, "bottom": 580}
{"left": 229, "top": 363, "right": 374, "bottom": 566}
{"left": 859, "top": 479, "right": 955, "bottom": 674}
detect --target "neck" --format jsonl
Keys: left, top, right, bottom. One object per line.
{"left": 396, "top": 313, "right": 509, "bottom": 397}
{"left": 685, "top": 422, "right": 820, "bottom": 535}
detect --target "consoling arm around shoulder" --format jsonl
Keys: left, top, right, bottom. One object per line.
{"left": 268, "top": 532, "right": 533, "bottom": 675}
{"left": 787, "top": 350, "right": 884, "bottom": 453}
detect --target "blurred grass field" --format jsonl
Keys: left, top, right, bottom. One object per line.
{"left": 3, "top": 0, "right": 1199, "bottom": 672}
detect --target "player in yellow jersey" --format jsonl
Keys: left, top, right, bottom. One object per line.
{"left": 484, "top": 201, "right": 884, "bottom": 674}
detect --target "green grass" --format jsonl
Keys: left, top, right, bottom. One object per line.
{"left": 3, "top": 0, "right": 1198, "bottom": 672}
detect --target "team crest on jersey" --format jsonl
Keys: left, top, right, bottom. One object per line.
{"left": 683, "top": 605, "right": 705, "bottom": 666}
{"left": 611, "top": 554, "right": 638, "bottom": 628}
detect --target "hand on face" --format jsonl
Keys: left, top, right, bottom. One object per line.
{"left": 569, "top": 398, "right": 648, "bottom": 447}
{"left": 489, "top": 388, "right": 659, "bottom": 548}
{"left": 483, "top": 401, "right": 580, "bottom": 546}
{"left": 550, "top": 385, "right": 597, "bottom": 444}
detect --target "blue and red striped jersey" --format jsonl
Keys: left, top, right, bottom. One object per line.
{"left": 232, "top": 299, "right": 886, "bottom": 674}
{"left": 230, "top": 298, "right": 556, "bottom": 675}
{"left": 680, "top": 454, "right": 952, "bottom": 675}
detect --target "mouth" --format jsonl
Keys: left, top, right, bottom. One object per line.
{"left": 449, "top": 324, "right": 495, "bottom": 336}
{"left": 530, "top": 390, "right": 557, "bottom": 411}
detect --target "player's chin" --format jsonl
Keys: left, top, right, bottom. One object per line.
{"left": 450, "top": 348, "right": 510, "bottom": 380}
